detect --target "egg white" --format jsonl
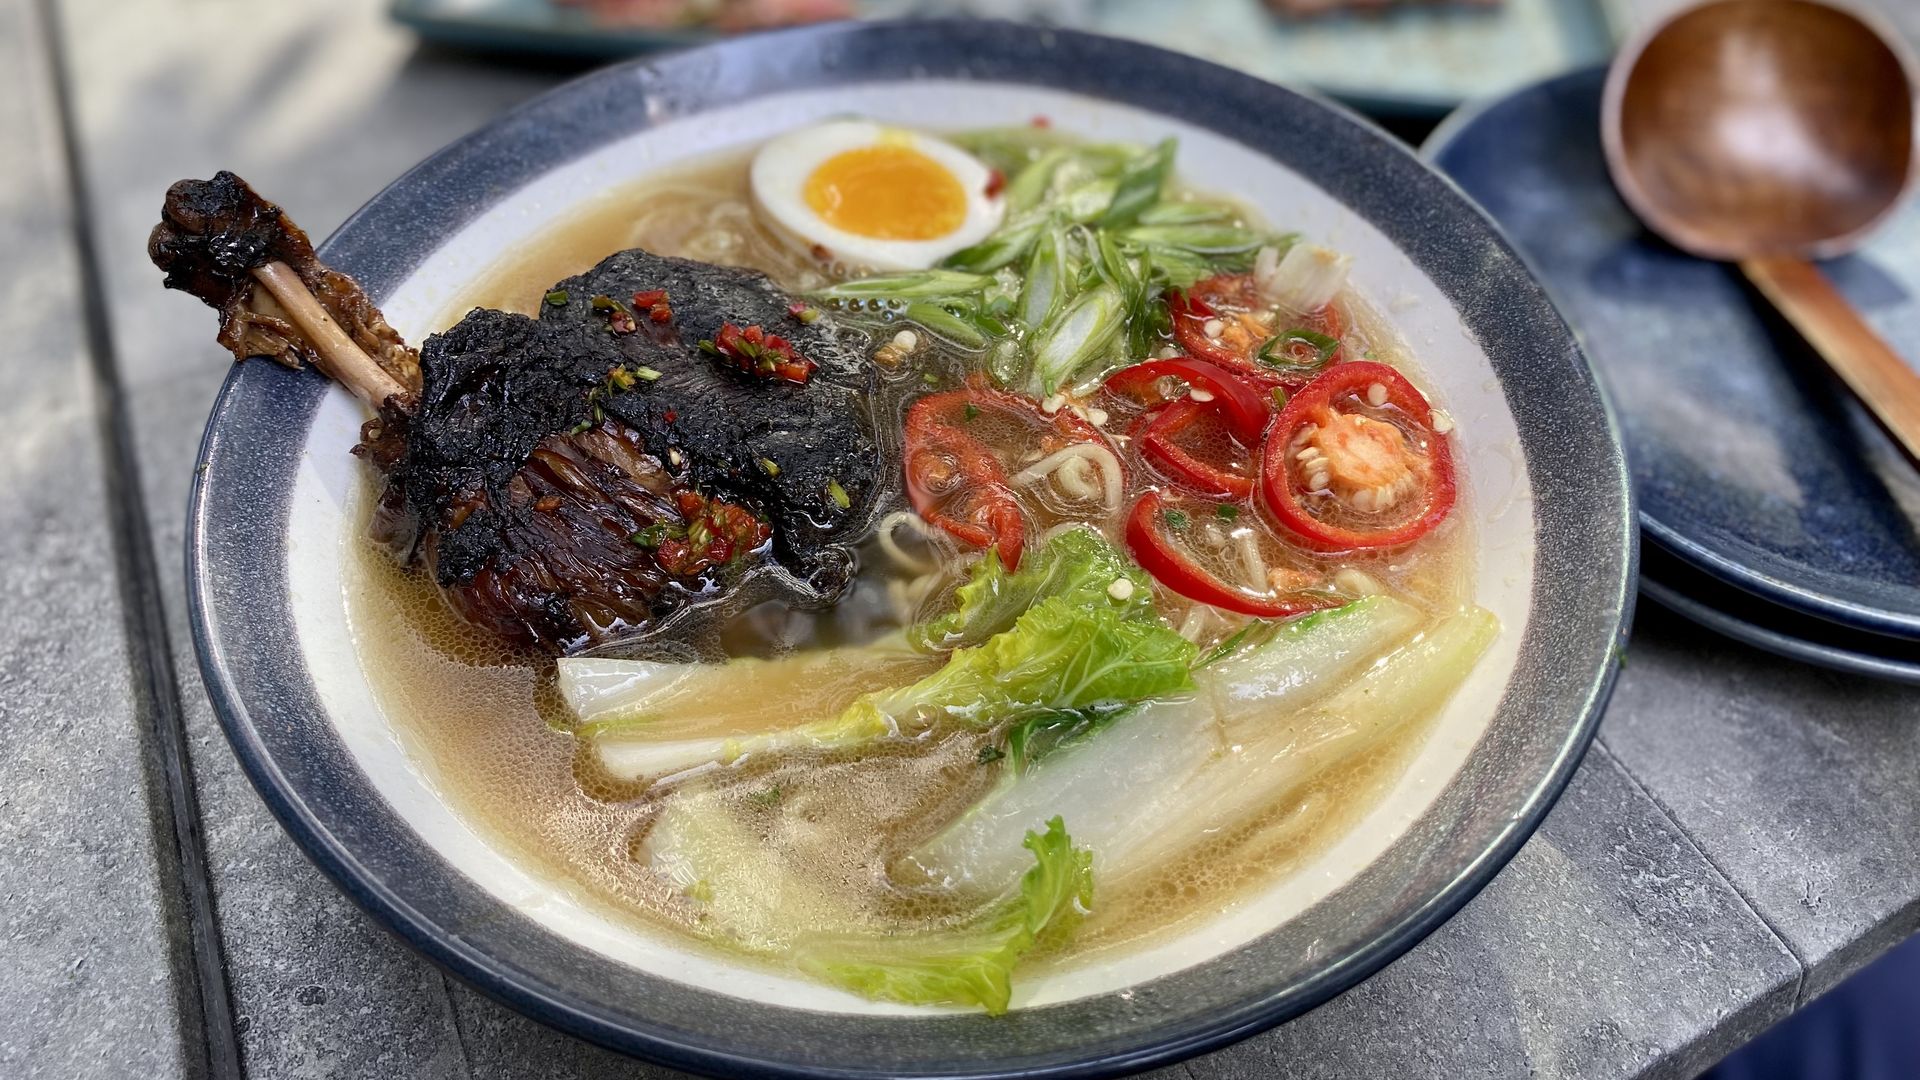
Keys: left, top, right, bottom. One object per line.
{"left": 750, "top": 120, "right": 1005, "bottom": 272}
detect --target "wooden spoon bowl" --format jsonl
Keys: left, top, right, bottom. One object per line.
{"left": 1604, "top": 0, "right": 1916, "bottom": 261}
{"left": 1603, "top": 0, "right": 1920, "bottom": 461}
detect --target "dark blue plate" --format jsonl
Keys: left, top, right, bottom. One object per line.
{"left": 1425, "top": 67, "right": 1920, "bottom": 640}
{"left": 1640, "top": 543, "right": 1920, "bottom": 685}
{"left": 187, "top": 20, "right": 1632, "bottom": 1078}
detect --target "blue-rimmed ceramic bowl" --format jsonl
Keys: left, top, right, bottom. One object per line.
{"left": 187, "top": 20, "right": 1632, "bottom": 1078}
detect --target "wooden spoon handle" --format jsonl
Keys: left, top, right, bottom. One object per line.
{"left": 1741, "top": 254, "right": 1920, "bottom": 462}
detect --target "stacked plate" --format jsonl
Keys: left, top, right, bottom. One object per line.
{"left": 1426, "top": 67, "right": 1920, "bottom": 682}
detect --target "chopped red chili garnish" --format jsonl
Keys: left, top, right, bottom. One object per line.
{"left": 650, "top": 490, "right": 771, "bottom": 577}
{"left": 633, "top": 289, "right": 673, "bottom": 324}
{"left": 699, "top": 322, "right": 817, "bottom": 384}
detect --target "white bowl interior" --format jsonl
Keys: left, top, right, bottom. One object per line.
{"left": 284, "top": 81, "right": 1535, "bottom": 1014}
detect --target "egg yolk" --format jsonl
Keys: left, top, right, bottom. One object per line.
{"left": 803, "top": 145, "right": 968, "bottom": 241}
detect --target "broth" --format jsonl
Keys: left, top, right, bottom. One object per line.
{"left": 348, "top": 142, "right": 1475, "bottom": 995}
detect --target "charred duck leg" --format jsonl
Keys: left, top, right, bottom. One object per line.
{"left": 149, "top": 173, "right": 420, "bottom": 408}
{"left": 152, "top": 173, "right": 882, "bottom": 653}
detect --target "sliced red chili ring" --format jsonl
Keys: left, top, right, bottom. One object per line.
{"left": 1168, "top": 273, "right": 1348, "bottom": 392}
{"left": 905, "top": 415, "right": 1025, "bottom": 569}
{"left": 1124, "top": 491, "right": 1338, "bottom": 618}
{"left": 903, "top": 386, "right": 1104, "bottom": 570}
{"left": 1139, "top": 400, "right": 1256, "bottom": 499}
{"left": 1259, "top": 361, "right": 1456, "bottom": 552}
{"left": 1102, "top": 356, "right": 1271, "bottom": 445}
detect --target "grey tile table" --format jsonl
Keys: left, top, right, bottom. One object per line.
{"left": 0, "top": 0, "right": 1913, "bottom": 1076}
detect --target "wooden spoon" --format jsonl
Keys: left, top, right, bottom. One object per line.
{"left": 1602, "top": 0, "right": 1920, "bottom": 458}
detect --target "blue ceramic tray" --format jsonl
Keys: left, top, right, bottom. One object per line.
{"left": 1427, "top": 67, "right": 1920, "bottom": 642}
{"left": 391, "top": 0, "right": 1625, "bottom": 118}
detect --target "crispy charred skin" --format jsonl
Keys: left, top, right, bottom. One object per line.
{"left": 148, "top": 172, "right": 420, "bottom": 399}
{"left": 152, "top": 175, "right": 883, "bottom": 653}
{"left": 394, "top": 251, "right": 881, "bottom": 649}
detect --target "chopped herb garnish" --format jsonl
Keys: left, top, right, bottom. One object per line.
{"left": 568, "top": 419, "right": 593, "bottom": 435}
{"left": 964, "top": 403, "right": 981, "bottom": 422}
{"left": 1215, "top": 504, "right": 1240, "bottom": 521}
{"left": 1162, "top": 508, "right": 1190, "bottom": 531}
{"left": 748, "top": 785, "right": 783, "bottom": 808}
{"left": 922, "top": 372, "right": 941, "bottom": 387}
{"left": 826, "top": 478, "right": 852, "bottom": 510}
{"left": 633, "top": 366, "right": 662, "bottom": 382}
{"left": 1271, "top": 387, "right": 1289, "bottom": 409}
{"left": 629, "top": 522, "right": 686, "bottom": 549}
{"left": 590, "top": 294, "right": 638, "bottom": 334}
{"left": 977, "top": 745, "right": 1007, "bottom": 765}
{"left": 759, "top": 457, "right": 781, "bottom": 477}
{"left": 1257, "top": 327, "right": 1340, "bottom": 372}
{"left": 544, "top": 289, "right": 569, "bottom": 306}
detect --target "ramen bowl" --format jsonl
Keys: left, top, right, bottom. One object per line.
{"left": 188, "top": 19, "right": 1633, "bottom": 1078}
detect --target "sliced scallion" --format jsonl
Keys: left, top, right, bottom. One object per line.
{"left": 810, "top": 270, "right": 994, "bottom": 300}
{"left": 1031, "top": 283, "right": 1124, "bottom": 395}
{"left": 1257, "top": 328, "right": 1340, "bottom": 373}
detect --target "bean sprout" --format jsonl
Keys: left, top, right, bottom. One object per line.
{"left": 886, "top": 570, "right": 941, "bottom": 626}
{"left": 1334, "top": 568, "right": 1384, "bottom": 597}
{"left": 1233, "top": 529, "right": 1268, "bottom": 590}
{"left": 1054, "top": 456, "right": 1100, "bottom": 500}
{"left": 1014, "top": 444, "right": 1123, "bottom": 512}
{"left": 1178, "top": 605, "right": 1215, "bottom": 642}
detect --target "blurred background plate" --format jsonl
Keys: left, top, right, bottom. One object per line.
{"left": 391, "top": 0, "right": 1633, "bottom": 118}
{"left": 1425, "top": 66, "right": 1920, "bottom": 643}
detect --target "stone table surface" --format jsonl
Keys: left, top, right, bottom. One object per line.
{"left": 3, "top": 0, "right": 1918, "bottom": 1077}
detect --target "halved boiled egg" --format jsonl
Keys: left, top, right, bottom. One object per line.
{"left": 750, "top": 120, "right": 1005, "bottom": 271}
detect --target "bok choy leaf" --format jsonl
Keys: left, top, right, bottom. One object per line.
{"left": 910, "top": 525, "right": 1152, "bottom": 652}
{"left": 563, "top": 637, "right": 942, "bottom": 781}
{"left": 857, "top": 593, "right": 1193, "bottom": 735}
{"left": 576, "top": 531, "right": 1192, "bottom": 779}
{"left": 794, "top": 817, "right": 1092, "bottom": 1014}
{"left": 909, "top": 597, "right": 1449, "bottom": 892}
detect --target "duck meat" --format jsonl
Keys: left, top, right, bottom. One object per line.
{"left": 151, "top": 172, "right": 884, "bottom": 653}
